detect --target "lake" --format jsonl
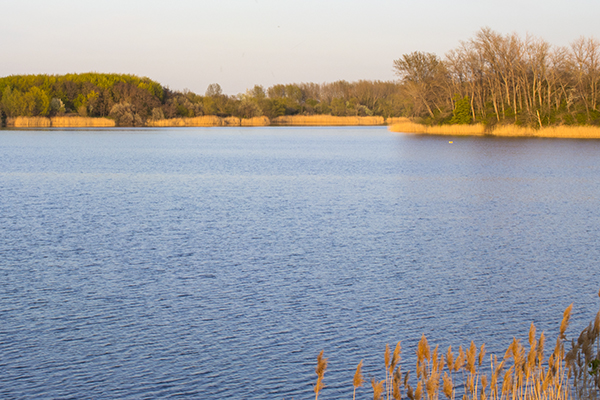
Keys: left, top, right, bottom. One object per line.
{"left": 1, "top": 126, "right": 599, "bottom": 399}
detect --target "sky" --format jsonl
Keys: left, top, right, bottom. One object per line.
{"left": 3, "top": 0, "right": 600, "bottom": 95}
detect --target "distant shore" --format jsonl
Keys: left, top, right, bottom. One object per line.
{"left": 4, "top": 116, "right": 600, "bottom": 139}
{"left": 388, "top": 120, "right": 600, "bottom": 139}
{"left": 4, "top": 115, "right": 403, "bottom": 128}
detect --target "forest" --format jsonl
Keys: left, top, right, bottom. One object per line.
{"left": 1, "top": 28, "right": 599, "bottom": 128}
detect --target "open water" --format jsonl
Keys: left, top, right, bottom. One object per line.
{"left": 1, "top": 127, "right": 600, "bottom": 399}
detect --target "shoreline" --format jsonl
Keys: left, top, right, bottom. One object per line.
{"left": 4, "top": 116, "right": 600, "bottom": 139}
{"left": 4, "top": 115, "right": 395, "bottom": 128}
{"left": 388, "top": 120, "right": 600, "bottom": 139}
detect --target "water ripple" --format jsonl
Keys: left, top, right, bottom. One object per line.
{"left": 1, "top": 128, "right": 600, "bottom": 398}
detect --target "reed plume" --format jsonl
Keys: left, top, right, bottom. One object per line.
{"left": 354, "top": 360, "right": 364, "bottom": 400}
{"left": 372, "top": 378, "right": 385, "bottom": 400}
{"left": 442, "top": 372, "right": 454, "bottom": 400}
{"left": 388, "top": 342, "right": 402, "bottom": 400}
{"left": 314, "top": 350, "right": 327, "bottom": 400}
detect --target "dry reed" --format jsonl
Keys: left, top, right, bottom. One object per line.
{"left": 388, "top": 121, "right": 600, "bottom": 139}
{"left": 314, "top": 350, "right": 328, "bottom": 400}
{"left": 6, "top": 116, "right": 115, "bottom": 127}
{"left": 271, "top": 115, "right": 385, "bottom": 126}
{"left": 223, "top": 116, "right": 241, "bottom": 126}
{"left": 354, "top": 360, "right": 364, "bottom": 400}
{"left": 565, "top": 291, "right": 600, "bottom": 400}
{"left": 50, "top": 116, "right": 115, "bottom": 127}
{"left": 7, "top": 117, "right": 52, "bottom": 127}
{"left": 241, "top": 116, "right": 270, "bottom": 126}
{"left": 311, "top": 299, "right": 600, "bottom": 400}
{"left": 372, "top": 378, "right": 386, "bottom": 400}
{"left": 146, "top": 116, "right": 223, "bottom": 127}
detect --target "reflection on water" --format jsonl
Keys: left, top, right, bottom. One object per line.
{"left": 1, "top": 127, "right": 599, "bottom": 399}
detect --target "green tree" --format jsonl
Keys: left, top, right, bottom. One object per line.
{"left": 450, "top": 95, "right": 472, "bottom": 124}
{"left": 236, "top": 96, "right": 262, "bottom": 118}
{"left": 330, "top": 98, "right": 347, "bottom": 116}
{"left": 1, "top": 86, "right": 25, "bottom": 117}
{"left": 23, "top": 87, "right": 50, "bottom": 116}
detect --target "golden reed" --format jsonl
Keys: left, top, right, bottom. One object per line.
{"left": 146, "top": 116, "right": 223, "bottom": 127}
{"left": 313, "top": 296, "right": 600, "bottom": 400}
{"left": 389, "top": 121, "right": 600, "bottom": 139}
{"left": 7, "top": 117, "right": 51, "bottom": 127}
{"left": 51, "top": 117, "right": 115, "bottom": 127}
{"left": 146, "top": 116, "right": 270, "bottom": 127}
{"left": 6, "top": 116, "right": 115, "bottom": 127}
{"left": 271, "top": 115, "right": 385, "bottom": 126}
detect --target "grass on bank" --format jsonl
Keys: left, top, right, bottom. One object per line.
{"left": 5, "top": 115, "right": 388, "bottom": 128}
{"left": 312, "top": 291, "right": 600, "bottom": 400}
{"left": 146, "top": 115, "right": 270, "bottom": 127}
{"left": 271, "top": 115, "right": 385, "bottom": 126}
{"left": 50, "top": 116, "right": 115, "bottom": 127}
{"left": 389, "top": 120, "right": 600, "bottom": 139}
{"left": 6, "top": 116, "right": 115, "bottom": 127}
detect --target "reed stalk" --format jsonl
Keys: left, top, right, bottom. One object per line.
{"left": 314, "top": 350, "right": 327, "bottom": 400}
{"left": 354, "top": 360, "right": 364, "bottom": 400}
{"left": 7, "top": 116, "right": 51, "bottom": 127}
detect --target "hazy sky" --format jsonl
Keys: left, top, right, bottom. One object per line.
{"left": 3, "top": 0, "right": 600, "bottom": 95}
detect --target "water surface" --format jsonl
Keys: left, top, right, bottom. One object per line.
{"left": 1, "top": 127, "right": 599, "bottom": 399}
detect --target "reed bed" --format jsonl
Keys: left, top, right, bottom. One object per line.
{"left": 50, "top": 116, "right": 115, "bottom": 127}
{"left": 271, "top": 115, "right": 385, "bottom": 126}
{"left": 388, "top": 121, "right": 486, "bottom": 135}
{"left": 6, "top": 116, "right": 115, "bottom": 127}
{"left": 313, "top": 293, "right": 600, "bottom": 400}
{"left": 389, "top": 121, "right": 600, "bottom": 139}
{"left": 7, "top": 117, "right": 52, "bottom": 127}
{"left": 241, "top": 116, "right": 271, "bottom": 126}
{"left": 146, "top": 116, "right": 223, "bottom": 127}
{"left": 222, "top": 116, "right": 241, "bottom": 126}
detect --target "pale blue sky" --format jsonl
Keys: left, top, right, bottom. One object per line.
{"left": 2, "top": 0, "right": 600, "bottom": 95}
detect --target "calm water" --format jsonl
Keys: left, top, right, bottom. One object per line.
{"left": 1, "top": 127, "right": 600, "bottom": 399}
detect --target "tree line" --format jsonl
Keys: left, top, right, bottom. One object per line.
{"left": 0, "top": 73, "right": 407, "bottom": 126}
{"left": 1, "top": 28, "right": 599, "bottom": 127}
{"left": 394, "top": 28, "right": 600, "bottom": 127}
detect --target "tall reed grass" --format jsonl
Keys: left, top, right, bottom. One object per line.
{"left": 146, "top": 116, "right": 223, "bottom": 127}
{"left": 388, "top": 121, "right": 600, "bottom": 139}
{"left": 241, "top": 116, "right": 270, "bottom": 126}
{"left": 6, "top": 116, "right": 115, "bottom": 127}
{"left": 313, "top": 293, "right": 600, "bottom": 400}
{"left": 271, "top": 115, "right": 385, "bottom": 126}
{"left": 7, "top": 117, "right": 52, "bottom": 127}
{"left": 146, "top": 116, "right": 270, "bottom": 127}
{"left": 50, "top": 116, "right": 115, "bottom": 127}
